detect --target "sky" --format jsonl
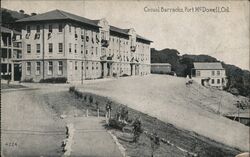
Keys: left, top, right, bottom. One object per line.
{"left": 2, "top": 0, "right": 249, "bottom": 70}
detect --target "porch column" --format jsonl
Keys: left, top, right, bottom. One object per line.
{"left": 11, "top": 62, "right": 14, "bottom": 81}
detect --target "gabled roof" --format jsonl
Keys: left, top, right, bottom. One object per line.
{"left": 16, "top": 9, "right": 100, "bottom": 28}
{"left": 1, "top": 26, "right": 21, "bottom": 35}
{"left": 109, "top": 26, "right": 152, "bottom": 42}
{"left": 193, "top": 62, "right": 224, "bottom": 70}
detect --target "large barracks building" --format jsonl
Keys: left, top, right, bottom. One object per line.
{"left": 16, "top": 9, "right": 152, "bottom": 83}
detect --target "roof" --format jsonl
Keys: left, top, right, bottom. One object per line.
{"left": 109, "top": 25, "right": 129, "bottom": 36}
{"left": 151, "top": 63, "right": 171, "bottom": 66}
{"left": 136, "top": 34, "right": 153, "bottom": 42}
{"left": 16, "top": 9, "right": 100, "bottom": 28}
{"left": 193, "top": 62, "right": 224, "bottom": 70}
{"left": 16, "top": 9, "right": 152, "bottom": 42}
{"left": 1, "top": 26, "right": 21, "bottom": 35}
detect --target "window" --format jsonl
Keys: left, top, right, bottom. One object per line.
{"left": 81, "top": 62, "right": 84, "bottom": 70}
{"left": 27, "top": 44, "right": 31, "bottom": 53}
{"left": 81, "top": 45, "right": 83, "bottom": 54}
{"left": 59, "top": 24, "right": 63, "bottom": 32}
{"left": 217, "top": 70, "right": 220, "bottom": 76}
{"left": 36, "top": 62, "right": 41, "bottom": 75}
{"left": 69, "top": 25, "right": 71, "bottom": 32}
{"left": 211, "top": 79, "right": 215, "bottom": 84}
{"left": 26, "top": 62, "right": 31, "bottom": 75}
{"left": 36, "top": 25, "right": 40, "bottom": 33}
{"left": 96, "top": 62, "right": 98, "bottom": 69}
{"left": 212, "top": 71, "right": 215, "bottom": 76}
{"left": 58, "top": 43, "right": 63, "bottom": 53}
{"left": 27, "top": 25, "right": 31, "bottom": 33}
{"left": 217, "top": 79, "right": 220, "bottom": 84}
{"left": 75, "top": 44, "right": 77, "bottom": 53}
{"left": 86, "top": 49, "right": 88, "bottom": 54}
{"left": 69, "top": 43, "right": 72, "bottom": 53}
{"left": 49, "top": 43, "right": 53, "bottom": 53}
{"left": 49, "top": 25, "right": 53, "bottom": 33}
{"left": 36, "top": 44, "right": 40, "bottom": 53}
{"left": 48, "top": 61, "right": 53, "bottom": 75}
{"left": 58, "top": 61, "right": 63, "bottom": 75}
{"left": 75, "top": 61, "right": 78, "bottom": 70}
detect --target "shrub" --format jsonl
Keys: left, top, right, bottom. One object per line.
{"left": 22, "top": 78, "right": 34, "bottom": 83}
{"left": 89, "top": 95, "right": 93, "bottom": 104}
{"left": 74, "top": 90, "right": 81, "bottom": 98}
{"left": 84, "top": 95, "right": 87, "bottom": 102}
{"left": 108, "top": 118, "right": 126, "bottom": 130}
{"left": 39, "top": 77, "right": 67, "bottom": 83}
{"left": 121, "top": 74, "right": 129, "bottom": 77}
{"left": 69, "top": 86, "right": 75, "bottom": 92}
{"left": 1, "top": 75, "right": 11, "bottom": 80}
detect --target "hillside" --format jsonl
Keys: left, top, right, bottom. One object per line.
{"left": 77, "top": 75, "right": 249, "bottom": 151}
{"left": 151, "top": 48, "right": 250, "bottom": 97}
{"left": 1, "top": 8, "right": 29, "bottom": 30}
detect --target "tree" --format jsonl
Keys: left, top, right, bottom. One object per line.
{"left": 31, "top": 13, "right": 37, "bottom": 16}
{"left": 19, "top": 10, "right": 25, "bottom": 14}
{"left": 1, "top": 10, "right": 18, "bottom": 29}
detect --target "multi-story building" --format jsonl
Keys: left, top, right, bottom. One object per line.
{"left": 1, "top": 26, "right": 22, "bottom": 81}
{"left": 191, "top": 62, "right": 227, "bottom": 89}
{"left": 16, "top": 9, "right": 152, "bottom": 83}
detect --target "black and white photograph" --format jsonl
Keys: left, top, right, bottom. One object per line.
{"left": 1, "top": 0, "right": 249, "bottom": 157}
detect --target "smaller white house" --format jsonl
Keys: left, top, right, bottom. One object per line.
{"left": 151, "top": 63, "right": 171, "bottom": 74}
{"left": 191, "top": 62, "right": 227, "bottom": 89}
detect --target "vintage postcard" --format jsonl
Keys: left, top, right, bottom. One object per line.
{"left": 1, "top": 0, "right": 249, "bottom": 157}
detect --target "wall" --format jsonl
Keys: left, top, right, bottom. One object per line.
{"left": 151, "top": 65, "right": 171, "bottom": 74}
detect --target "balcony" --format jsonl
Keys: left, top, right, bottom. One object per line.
{"left": 101, "top": 39, "right": 109, "bottom": 47}
{"left": 1, "top": 58, "right": 10, "bottom": 63}
{"left": 100, "top": 54, "right": 114, "bottom": 62}
{"left": 100, "top": 54, "right": 107, "bottom": 61}
{"left": 130, "top": 46, "right": 136, "bottom": 52}
{"left": 107, "top": 54, "right": 114, "bottom": 61}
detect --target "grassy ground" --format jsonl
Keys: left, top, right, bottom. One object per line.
{"left": 47, "top": 89, "right": 241, "bottom": 157}
{"left": 76, "top": 75, "right": 249, "bottom": 151}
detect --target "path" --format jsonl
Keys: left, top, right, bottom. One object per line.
{"left": 64, "top": 117, "right": 123, "bottom": 157}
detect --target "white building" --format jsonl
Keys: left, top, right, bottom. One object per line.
{"left": 191, "top": 62, "right": 227, "bottom": 89}
{"left": 151, "top": 63, "right": 171, "bottom": 74}
{"left": 16, "top": 9, "right": 152, "bottom": 83}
